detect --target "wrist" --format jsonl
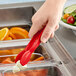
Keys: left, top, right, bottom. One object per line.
{"left": 45, "top": 0, "right": 66, "bottom": 10}
{"left": 46, "top": 0, "right": 67, "bottom": 3}
{"left": 45, "top": 0, "right": 66, "bottom": 6}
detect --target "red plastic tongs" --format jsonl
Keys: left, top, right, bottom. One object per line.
{"left": 15, "top": 26, "right": 45, "bottom": 66}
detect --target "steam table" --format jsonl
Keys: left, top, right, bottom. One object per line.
{"left": 0, "top": 0, "right": 76, "bottom": 59}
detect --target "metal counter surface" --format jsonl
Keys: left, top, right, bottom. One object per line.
{"left": 56, "top": 26, "right": 76, "bottom": 59}
{"left": 0, "top": 0, "right": 44, "bottom": 4}
{"left": 0, "top": 0, "right": 73, "bottom": 4}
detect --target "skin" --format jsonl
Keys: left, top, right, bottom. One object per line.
{"left": 29, "top": 0, "right": 67, "bottom": 43}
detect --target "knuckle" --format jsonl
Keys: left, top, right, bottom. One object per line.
{"left": 57, "top": 25, "right": 59, "bottom": 28}
{"left": 31, "top": 16, "right": 35, "bottom": 22}
{"left": 48, "top": 25, "right": 54, "bottom": 32}
{"left": 32, "top": 18, "right": 39, "bottom": 24}
{"left": 55, "top": 25, "right": 59, "bottom": 30}
{"left": 49, "top": 17, "right": 58, "bottom": 26}
{"left": 51, "top": 32, "right": 54, "bottom": 38}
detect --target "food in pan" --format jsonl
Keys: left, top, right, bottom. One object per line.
{"left": 0, "top": 53, "right": 45, "bottom": 76}
{"left": 13, "top": 56, "right": 44, "bottom": 73}
{"left": 33, "top": 56, "right": 44, "bottom": 61}
{"left": 4, "top": 69, "right": 48, "bottom": 76}
{"left": 0, "top": 48, "right": 24, "bottom": 63}
{"left": 0, "top": 48, "right": 44, "bottom": 64}
{"left": 10, "top": 27, "right": 29, "bottom": 39}
{"left": 0, "top": 55, "right": 44, "bottom": 64}
{"left": 0, "top": 48, "right": 48, "bottom": 76}
{"left": 0, "top": 27, "right": 29, "bottom": 41}
{"left": 0, "top": 50, "right": 12, "bottom": 55}
{"left": 0, "top": 50, "right": 14, "bottom": 63}
{"left": 62, "top": 4, "right": 76, "bottom": 26}
{"left": 1, "top": 58, "right": 14, "bottom": 64}
{"left": 0, "top": 49, "right": 23, "bottom": 55}
{"left": 0, "top": 28, "right": 9, "bottom": 40}
{"left": 2, "top": 56, "right": 46, "bottom": 76}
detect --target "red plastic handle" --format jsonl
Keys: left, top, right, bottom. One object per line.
{"left": 15, "top": 27, "right": 45, "bottom": 65}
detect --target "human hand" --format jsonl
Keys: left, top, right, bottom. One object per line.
{"left": 29, "top": 0, "right": 66, "bottom": 43}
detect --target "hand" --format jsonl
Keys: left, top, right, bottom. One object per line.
{"left": 29, "top": 0, "right": 66, "bottom": 43}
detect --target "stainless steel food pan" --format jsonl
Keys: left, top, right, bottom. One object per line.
{"left": 0, "top": 41, "right": 61, "bottom": 76}
{"left": 0, "top": 6, "right": 36, "bottom": 49}
{"left": 0, "top": 36, "right": 76, "bottom": 76}
{"left": 0, "top": 1, "right": 76, "bottom": 76}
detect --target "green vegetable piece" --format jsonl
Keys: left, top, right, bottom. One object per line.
{"left": 74, "top": 22, "right": 76, "bottom": 26}
{"left": 74, "top": 16, "right": 76, "bottom": 20}
{"left": 71, "top": 11, "right": 76, "bottom": 17}
{"left": 64, "top": 4, "right": 76, "bottom": 14}
{"left": 61, "top": 17, "right": 67, "bottom": 23}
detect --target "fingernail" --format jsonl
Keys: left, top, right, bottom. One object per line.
{"left": 51, "top": 32, "right": 54, "bottom": 38}
{"left": 41, "top": 37, "right": 46, "bottom": 43}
